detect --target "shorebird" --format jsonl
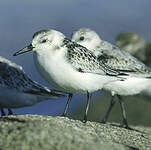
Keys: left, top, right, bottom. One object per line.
{"left": 72, "top": 28, "right": 151, "bottom": 128}
{"left": 0, "top": 56, "right": 65, "bottom": 116}
{"left": 13, "top": 29, "right": 125, "bottom": 122}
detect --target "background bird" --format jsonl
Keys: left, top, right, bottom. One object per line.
{"left": 0, "top": 56, "right": 65, "bottom": 116}
{"left": 72, "top": 28, "right": 151, "bottom": 128}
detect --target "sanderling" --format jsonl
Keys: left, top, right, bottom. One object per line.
{"left": 13, "top": 29, "right": 126, "bottom": 122}
{"left": 0, "top": 56, "right": 65, "bottom": 116}
{"left": 72, "top": 28, "right": 151, "bottom": 128}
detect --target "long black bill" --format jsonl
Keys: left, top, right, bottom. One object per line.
{"left": 13, "top": 44, "right": 34, "bottom": 56}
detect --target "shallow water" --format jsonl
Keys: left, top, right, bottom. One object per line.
{"left": 0, "top": 0, "right": 151, "bottom": 115}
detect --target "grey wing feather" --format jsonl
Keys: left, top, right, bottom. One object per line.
{"left": 63, "top": 38, "right": 126, "bottom": 77}
{"left": 0, "top": 60, "right": 65, "bottom": 97}
{"left": 96, "top": 42, "right": 151, "bottom": 77}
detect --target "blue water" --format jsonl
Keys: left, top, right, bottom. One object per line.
{"left": 0, "top": 0, "right": 151, "bottom": 116}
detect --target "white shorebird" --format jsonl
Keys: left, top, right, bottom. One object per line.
{"left": 0, "top": 56, "right": 65, "bottom": 116}
{"left": 13, "top": 29, "right": 126, "bottom": 122}
{"left": 72, "top": 28, "right": 151, "bottom": 127}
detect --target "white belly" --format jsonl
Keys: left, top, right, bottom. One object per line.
{"left": 33, "top": 50, "right": 118, "bottom": 93}
{"left": 103, "top": 77, "right": 151, "bottom": 96}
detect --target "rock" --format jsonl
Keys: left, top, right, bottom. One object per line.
{"left": 116, "top": 32, "right": 147, "bottom": 62}
{"left": 143, "top": 43, "right": 151, "bottom": 68}
{"left": 0, "top": 115, "right": 150, "bottom": 150}
{"left": 116, "top": 32, "right": 151, "bottom": 67}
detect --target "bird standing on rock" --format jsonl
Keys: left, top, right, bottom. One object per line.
{"left": 14, "top": 29, "right": 126, "bottom": 122}
{"left": 72, "top": 28, "right": 151, "bottom": 128}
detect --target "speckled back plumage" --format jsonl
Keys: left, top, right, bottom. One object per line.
{"left": 97, "top": 43, "right": 151, "bottom": 75}
{"left": 62, "top": 38, "right": 125, "bottom": 77}
{"left": 72, "top": 28, "right": 151, "bottom": 77}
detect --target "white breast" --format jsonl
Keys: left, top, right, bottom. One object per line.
{"left": 33, "top": 48, "right": 118, "bottom": 94}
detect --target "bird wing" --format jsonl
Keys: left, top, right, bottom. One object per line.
{"left": 63, "top": 38, "right": 127, "bottom": 78}
{"left": 0, "top": 60, "right": 65, "bottom": 98}
{"left": 96, "top": 43, "right": 151, "bottom": 78}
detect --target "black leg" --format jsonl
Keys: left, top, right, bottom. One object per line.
{"left": 1, "top": 108, "right": 5, "bottom": 116}
{"left": 101, "top": 95, "right": 116, "bottom": 123}
{"left": 62, "top": 94, "right": 73, "bottom": 117}
{"left": 83, "top": 92, "right": 92, "bottom": 123}
{"left": 8, "top": 108, "right": 13, "bottom": 115}
{"left": 117, "top": 95, "right": 129, "bottom": 128}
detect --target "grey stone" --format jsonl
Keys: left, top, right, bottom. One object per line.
{"left": 116, "top": 32, "right": 147, "bottom": 62}
{"left": 0, "top": 115, "right": 150, "bottom": 150}
{"left": 116, "top": 32, "right": 151, "bottom": 67}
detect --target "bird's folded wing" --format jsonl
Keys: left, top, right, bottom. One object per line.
{"left": 65, "top": 40, "right": 127, "bottom": 78}
{"left": 0, "top": 61, "right": 65, "bottom": 97}
{"left": 97, "top": 46, "right": 151, "bottom": 78}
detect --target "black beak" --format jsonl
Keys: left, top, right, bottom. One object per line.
{"left": 13, "top": 44, "right": 34, "bottom": 56}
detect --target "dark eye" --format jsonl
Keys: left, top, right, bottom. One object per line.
{"left": 79, "top": 36, "right": 84, "bottom": 41}
{"left": 41, "top": 39, "right": 47, "bottom": 43}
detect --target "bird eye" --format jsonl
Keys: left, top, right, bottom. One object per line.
{"left": 41, "top": 39, "right": 47, "bottom": 43}
{"left": 79, "top": 36, "right": 84, "bottom": 41}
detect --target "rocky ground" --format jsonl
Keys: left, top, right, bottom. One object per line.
{"left": 0, "top": 115, "right": 151, "bottom": 150}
